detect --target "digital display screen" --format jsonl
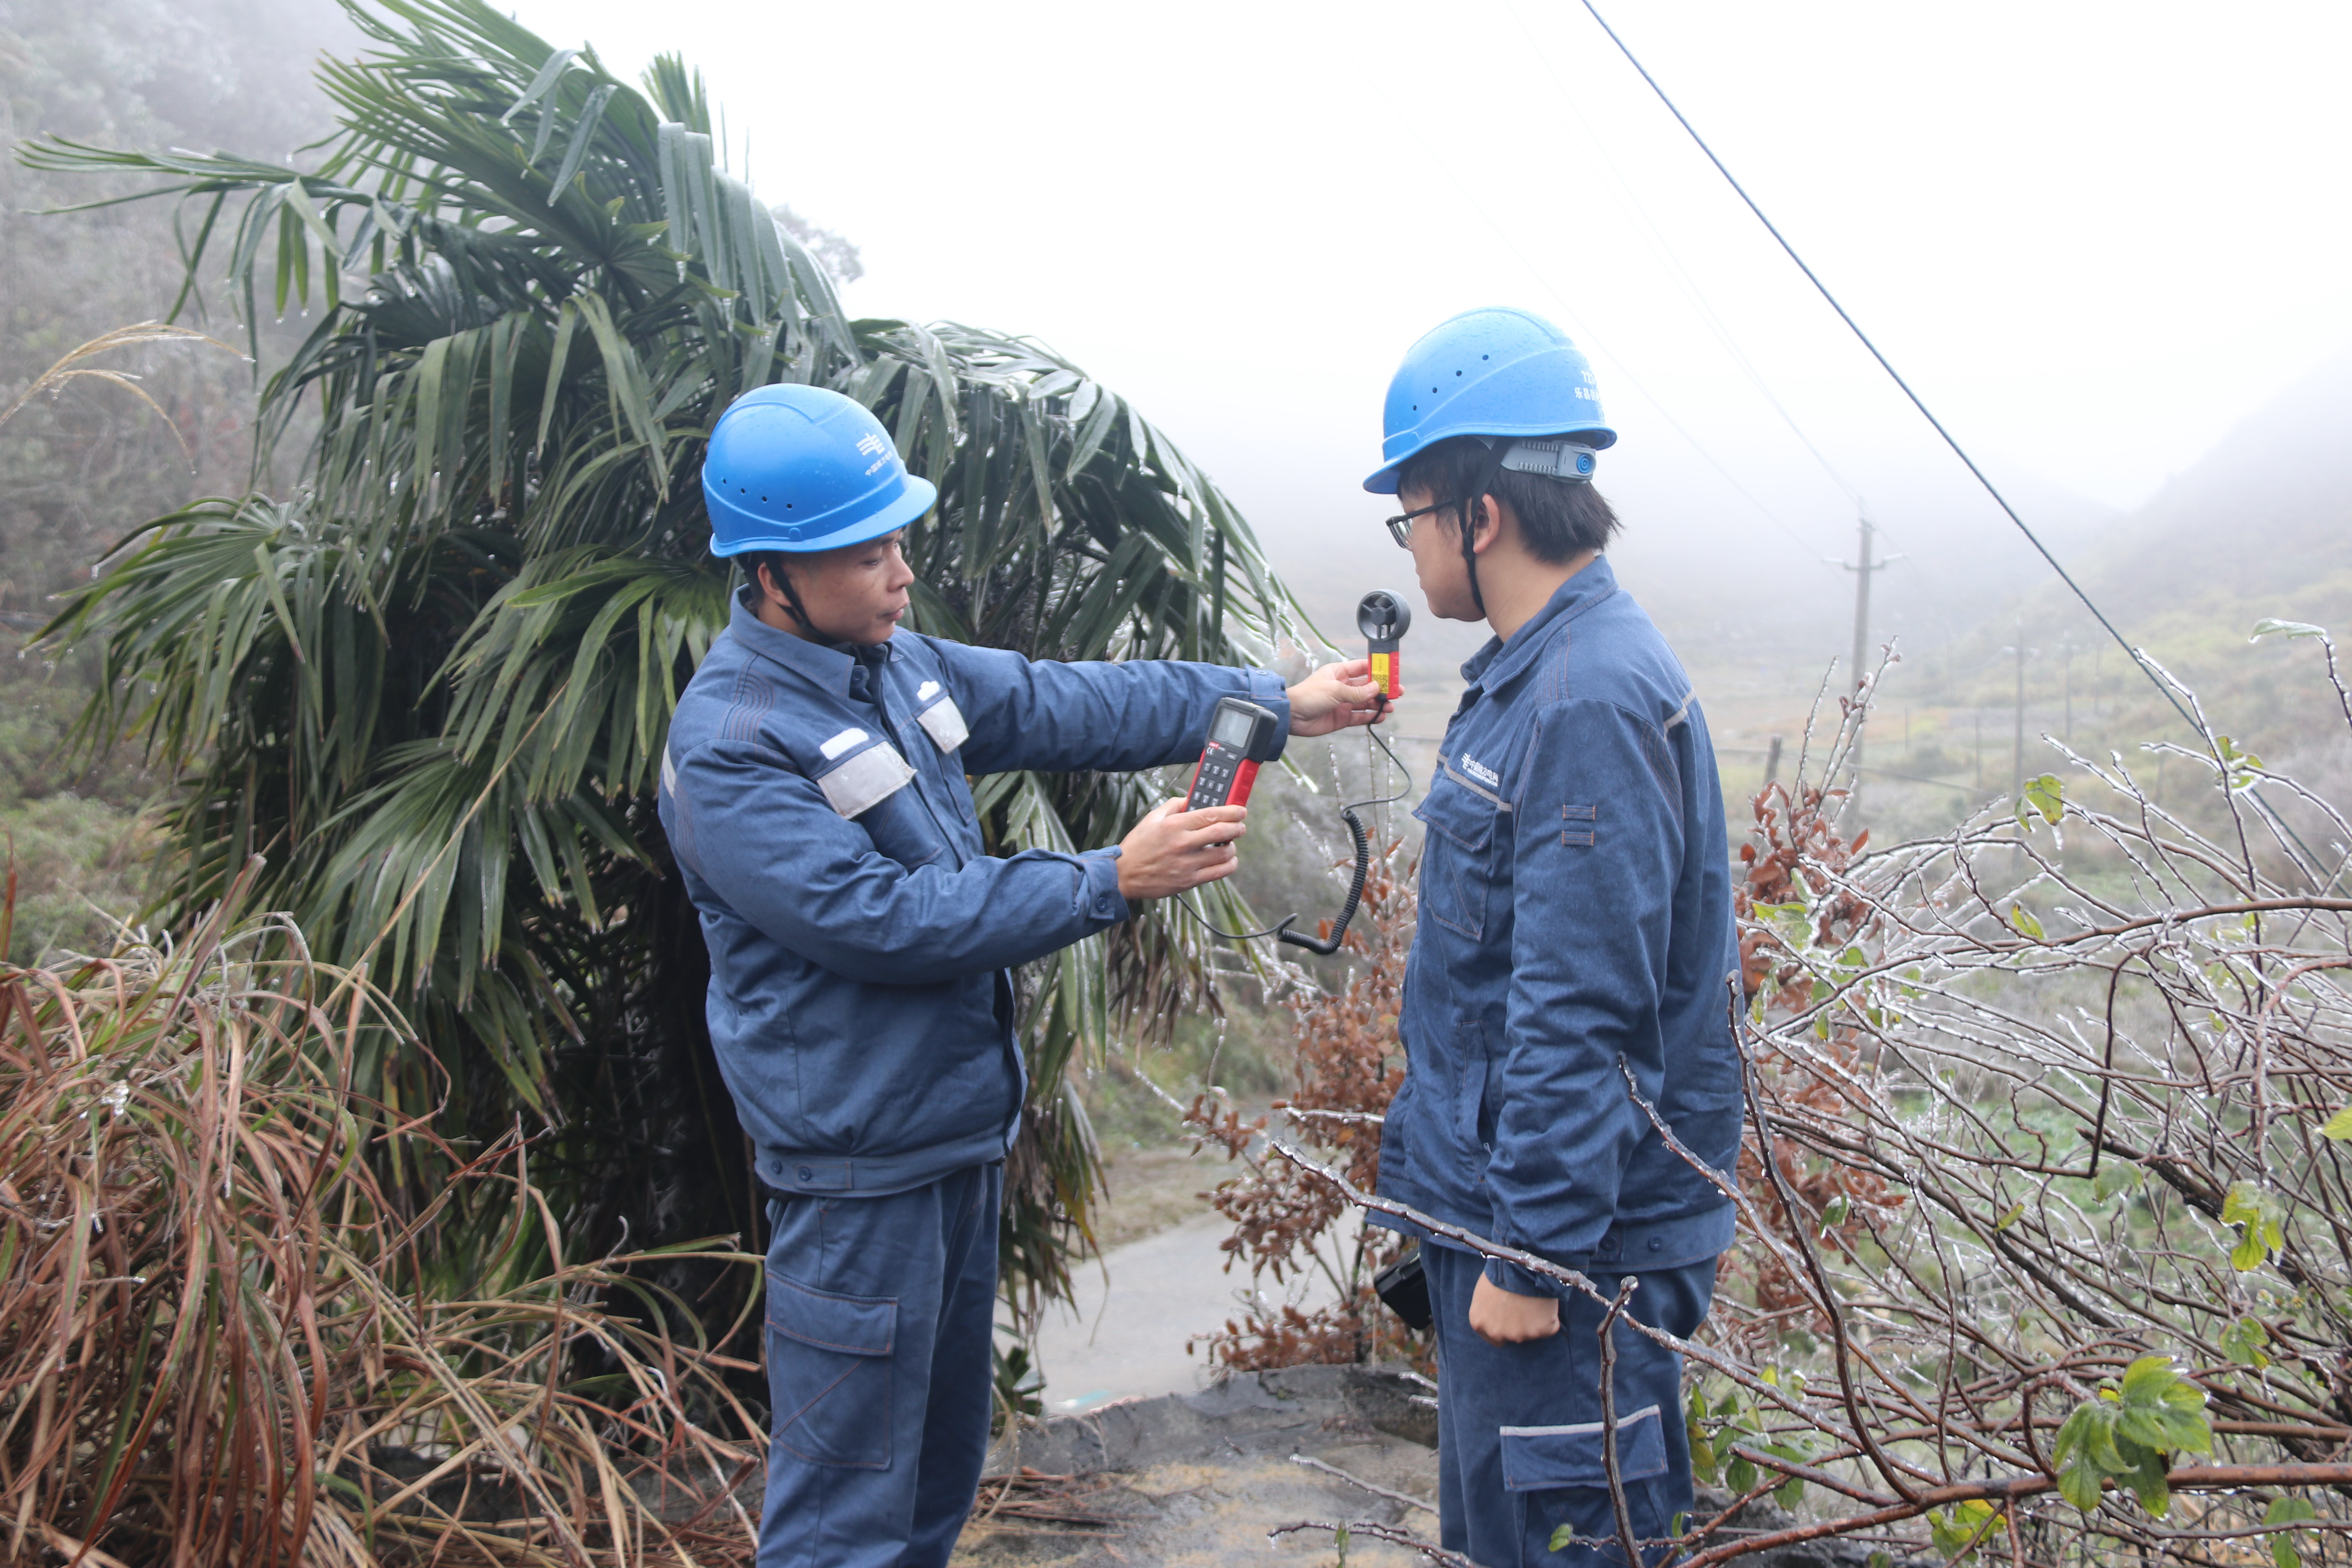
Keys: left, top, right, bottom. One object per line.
{"left": 1211, "top": 705, "right": 1256, "bottom": 749}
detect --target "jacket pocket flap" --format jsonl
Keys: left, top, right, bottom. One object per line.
{"left": 768, "top": 1272, "right": 897, "bottom": 1357}
{"left": 1414, "top": 772, "right": 1500, "bottom": 851}
{"left": 914, "top": 694, "right": 969, "bottom": 753}
{"left": 816, "top": 739, "right": 917, "bottom": 819}
{"left": 1499, "top": 1403, "right": 1667, "bottom": 1492}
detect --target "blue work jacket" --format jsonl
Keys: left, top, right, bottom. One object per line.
{"left": 659, "top": 590, "right": 1290, "bottom": 1200}
{"left": 1376, "top": 557, "right": 1742, "bottom": 1291}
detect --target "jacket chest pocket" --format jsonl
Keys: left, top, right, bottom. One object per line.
{"left": 813, "top": 731, "right": 945, "bottom": 869}
{"left": 859, "top": 784, "right": 949, "bottom": 869}
{"left": 1414, "top": 773, "right": 1503, "bottom": 940}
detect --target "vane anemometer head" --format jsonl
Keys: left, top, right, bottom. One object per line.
{"left": 1358, "top": 590, "right": 1410, "bottom": 702}
{"left": 1358, "top": 590, "right": 1412, "bottom": 644}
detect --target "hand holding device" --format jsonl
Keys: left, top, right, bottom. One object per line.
{"left": 1173, "top": 590, "right": 1417, "bottom": 955}
{"left": 1117, "top": 797, "right": 1248, "bottom": 902}
{"left": 1285, "top": 660, "right": 1388, "bottom": 737}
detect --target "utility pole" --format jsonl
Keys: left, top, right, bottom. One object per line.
{"left": 2013, "top": 620, "right": 2029, "bottom": 801}
{"left": 2062, "top": 635, "right": 2074, "bottom": 744}
{"left": 1836, "top": 513, "right": 1893, "bottom": 814}
{"left": 1846, "top": 516, "right": 1878, "bottom": 699}
{"left": 1995, "top": 624, "right": 2038, "bottom": 802}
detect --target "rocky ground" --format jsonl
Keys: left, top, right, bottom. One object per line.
{"left": 633, "top": 1160, "right": 1888, "bottom": 1566}
{"left": 953, "top": 1365, "right": 1444, "bottom": 1568}
{"left": 949, "top": 1365, "right": 1889, "bottom": 1567}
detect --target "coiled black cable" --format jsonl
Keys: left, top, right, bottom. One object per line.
{"left": 1177, "top": 720, "right": 1413, "bottom": 952}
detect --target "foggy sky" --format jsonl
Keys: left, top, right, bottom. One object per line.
{"left": 508, "top": 0, "right": 2352, "bottom": 661}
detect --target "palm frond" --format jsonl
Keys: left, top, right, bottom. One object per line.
{"left": 35, "top": 0, "right": 1314, "bottom": 1328}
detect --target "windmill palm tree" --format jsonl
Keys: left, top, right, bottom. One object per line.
{"left": 29, "top": 0, "right": 1306, "bottom": 1337}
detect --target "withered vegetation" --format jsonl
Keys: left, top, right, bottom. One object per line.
{"left": 1264, "top": 635, "right": 2352, "bottom": 1565}
{"left": 0, "top": 861, "right": 763, "bottom": 1566}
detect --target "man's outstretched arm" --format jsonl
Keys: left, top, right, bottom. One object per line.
{"left": 942, "top": 642, "right": 1386, "bottom": 778}
{"left": 668, "top": 743, "right": 1254, "bottom": 983}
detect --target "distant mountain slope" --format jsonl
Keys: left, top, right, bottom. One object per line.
{"left": 2071, "top": 346, "right": 2352, "bottom": 626}
{"left": 1920, "top": 344, "right": 2352, "bottom": 767}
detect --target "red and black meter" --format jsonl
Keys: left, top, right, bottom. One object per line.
{"left": 1359, "top": 590, "right": 1412, "bottom": 707}
{"left": 1184, "top": 697, "right": 1283, "bottom": 810}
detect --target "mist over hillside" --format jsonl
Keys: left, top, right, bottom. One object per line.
{"left": 1778, "top": 341, "right": 2352, "bottom": 842}
{"left": 1922, "top": 345, "right": 2352, "bottom": 739}
{"left": 6, "top": 0, "right": 2345, "bottom": 860}
{"left": 2060, "top": 345, "right": 2352, "bottom": 630}
{"left": 1250, "top": 339, "right": 2352, "bottom": 846}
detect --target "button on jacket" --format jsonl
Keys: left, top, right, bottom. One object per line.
{"left": 659, "top": 591, "right": 1290, "bottom": 1199}
{"left": 1377, "top": 557, "right": 1742, "bottom": 1289}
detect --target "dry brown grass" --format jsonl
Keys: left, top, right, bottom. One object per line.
{"left": 0, "top": 860, "right": 764, "bottom": 1566}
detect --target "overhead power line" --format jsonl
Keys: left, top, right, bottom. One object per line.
{"left": 1502, "top": 0, "right": 1864, "bottom": 515}
{"left": 1569, "top": 0, "right": 2197, "bottom": 735}
{"left": 1504, "top": 0, "right": 1962, "bottom": 662}
{"left": 1396, "top": 118, "right": 1827, "bottom": 562}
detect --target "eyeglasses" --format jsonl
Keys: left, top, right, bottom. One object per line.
{"left": 1382, "top": 497, "right": 1464, "bottom": 550}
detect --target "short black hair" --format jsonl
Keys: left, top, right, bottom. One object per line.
{"left": 1396, "top": 435, "right": 1620, "bottom": 563}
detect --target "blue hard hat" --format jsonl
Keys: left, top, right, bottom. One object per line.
{"left": 702, "top": 384, "right": 938, "bottom": 555}
{"left": 1363, "top": 307, "right": 1617, "bottom": 495}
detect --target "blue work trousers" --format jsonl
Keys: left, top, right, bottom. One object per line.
{"left": 1423, "top": 1243, "right": 1717, "bottom": 1568}
{"left": 760, "top": 1162, "right": 1002, "bottom": 1568}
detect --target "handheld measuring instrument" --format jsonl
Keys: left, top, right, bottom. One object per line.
{"left": 1174, "top": 590, "right": 1417, "bottom": 957}
{"left": 1183, "top": 699, "right": 1284, "bottom": 810}
{"left": 1359, "top": 591, "right": 1410, "bottom": 706}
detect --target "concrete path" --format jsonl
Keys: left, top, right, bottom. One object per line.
{"left": 1033, "top": 1212, "right": 1363, "bottom": 1417}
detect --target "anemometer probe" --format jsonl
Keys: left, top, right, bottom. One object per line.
{"left": 1178, "top": 590, "right": 1415, "bottom": 956}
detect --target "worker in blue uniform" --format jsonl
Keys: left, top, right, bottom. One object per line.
{"left": 1364, "top": 309, "right": 1744, "bottom": 1567}
{"left": 656, "top": 383, "right": 1387, "bottom": 1568}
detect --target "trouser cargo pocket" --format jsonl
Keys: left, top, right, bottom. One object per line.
{"left": 1499, "top": 1403, "right": 1667, "bottom": 1490}
{"left": 767, "top": 1268, "right": 898, "bottom": 1469}
{"left": 1503, "top": 1404, "right": 1669, "bottom": 1565}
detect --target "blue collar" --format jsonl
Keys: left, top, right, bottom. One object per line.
{"left": 1459, "top": 555, "right": 1620, "bottom": 691}
{"left": 728, "top": 586, "right": 894, "bottom": 698}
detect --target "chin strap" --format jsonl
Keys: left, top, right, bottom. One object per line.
{"left": 1455, "top": 441, "right": 1515, "bottom": 624}
{"left": 1458, "top": 512, "right": 1486, "bottom": 622}
{"left": 755, "top": 557, "right": 824, "bottom": 640}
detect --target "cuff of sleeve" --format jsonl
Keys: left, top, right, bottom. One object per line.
{"left": 1483, "top": 1256, "right": 1568, "bottom": 1299}
{"left": 1080, "top": 846, "right": 1131, "bottom": 924}
{"left": 1247, "top": 668, "right": 1294, "bottom": 760}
